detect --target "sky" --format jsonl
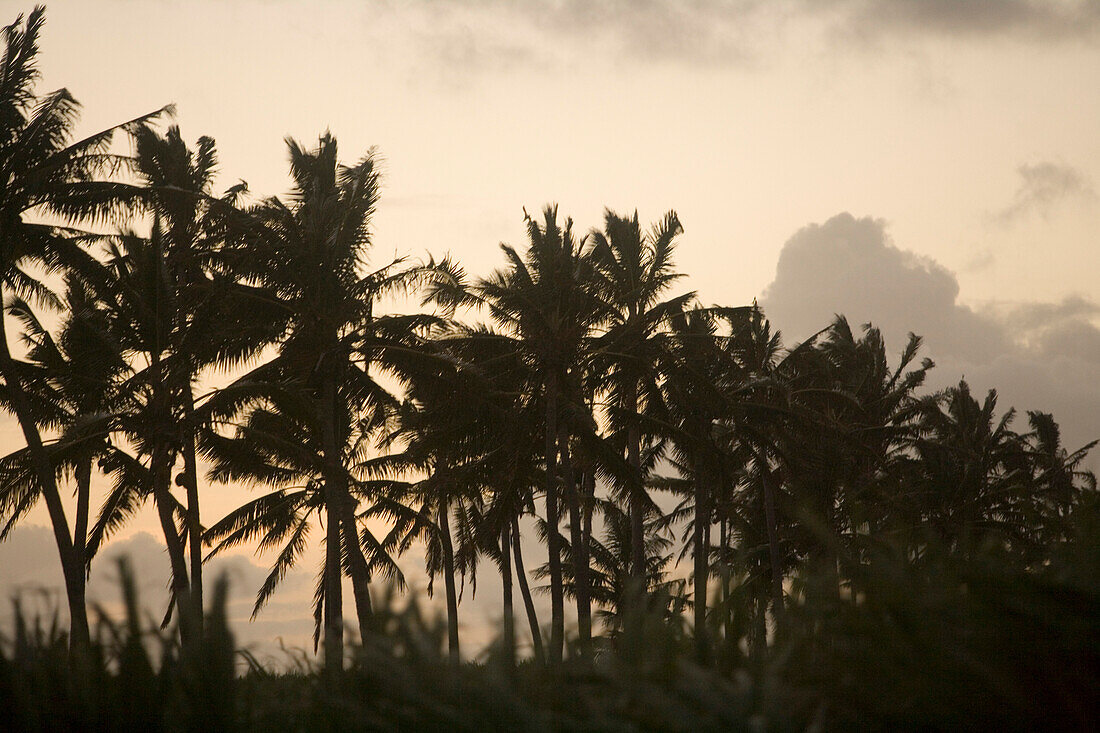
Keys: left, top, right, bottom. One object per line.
{"left": 2, "top": 0, "right": 1099, "bottom": 657}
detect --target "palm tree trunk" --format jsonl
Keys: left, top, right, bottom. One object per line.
{"left": 752, "top": 590, "right": 768, "bottom": 660}
{"left": 151, "top": 436, "right": 193, "bottom": 640}
{"left": 181, "top": 389, "right": 204, "bottom": 631}
{"left": 319, "top": 370, "right": 373, "bottom": 649}
{"left": 338, "top": 497, "right": 373, "bottom": 639}
{"left": 512, "top": 516, "right": 545, "bottom": 665}
{"left": 693, "top": 458, "right": 711, "bottom": 666}
{"left": 558, "top": 425, "right": 592, "bottom": 656}
{"left": 625, "top": 383, "right": 645, "bottom": 582}
{"left": 760, "top": 456, "right": 784, "bottom": 622}
{"left": 719, "top": 516, "right": 730, "bottom": 646}
{"left": 148, "top": 345, "right": 193, "bottom": 643}
{"left": 501, "top": 521, "right": 515, "bottom": 670}
{"left": 322, "top": 508, "right": 344, "bottom": 675}
{"left": 0, "top": 314, "right": 89, "bottom": 651}
{"left": 437, "top": 488, "right": 461, "bottom": 668}
{"left": 321, "top": 371, "right": 378, "bottom": 669}
{"left": 543, "top": 375, "right": 564, "bottom": 665}
{"left": 73, "top": 456, "right": 92, "bottom": 565}
{"left": 582, "top": 470, "right": 595, "bottom": 553}
{"left": 71, "top": 455, "right": 92, "bottom": 656}
{"left": 319, "top": 377, "right": 346, "bottom": 674}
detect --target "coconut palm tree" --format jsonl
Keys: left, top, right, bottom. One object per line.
{"left": 655, "top": 305, "right": 747, "bottom": 664}
{"left": 456, "top": 205, "right": 607, "bottom": 663}
{"left": 202, "top": 132, "right": 444, "bottom": 673}
{"left": 1020, "top": 410, "right": 1097, "bottom": 551}
{"left": 905, "top": 382, "right": 1036, "bottom": 556}
{"left": 376, "top": 321, "right": 559, "bottom": 667}
{"left": 0, "top": 279, "right": 128, "bottom": 616}
{"left": 0, "top": 5, "right": 169, "bottom": 649}
{"left": 588, "top": 209, "right": 693, "bottom": 587}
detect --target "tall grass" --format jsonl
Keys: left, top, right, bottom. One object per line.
{"left": 2, "top": 537, "right": 1097, "bottom": 731}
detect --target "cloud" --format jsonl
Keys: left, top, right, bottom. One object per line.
{"left": 996, "top": 162, "right": 1096, "bottom": 223}
{"left": 760, "top": 212, "right": 1100, "bottom": 456}
{"left": 375, "top": 0, "right": 1100, "bottom": 77}
{"left": 963, "top": 248, "right": 996, "bottom": 274}
{"left": 384, "top": 0, "right": 770, "bottom": 75}
{"left": 0, "top": 528, "right": 318, "bottom": 657}
{"left": 759, "top": 212, "right": 1011, "bottom": 361}
{"left": 0, "top": 524, "right": 512, "bottom": 662}
{"left": 830, "top": 0, "right": 1100, "bottom": 42}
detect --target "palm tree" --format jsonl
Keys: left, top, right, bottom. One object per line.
{"left": 905, "top": 381, "right": 1035, "bottom": 556}
{"left": 203, "top": 132, "right": 442, "bottom": 673}
{"left": 0, "top": 6, "right": 169, "bottom": 649}
{"left": 656, "top": 305, "right": 745, "bottom": 664}
{"left": 73, "top": 126, "right": 261, "bottom": 638}
{"left": 377, "top": 322, "right": 560, "bottom": 667}
{"left": 713, "top": 307, "right": 810, "bottom": 639}
{"left": 87, "top": 228, "right": 204, "bottom": 638}
{"left": 588, "top": 209, "right": 693, "bottom": 587}
{"left": 0, "top": 279, "right": 127, "bottom": 616}
{"left": 376, "top": 350, "right": 485, "bottom": 668}
{"left": 458, "top": 205, "right": 607, "bottom": 663}
{"left": 126, "top": 124, "right": 238, "bottom": 630}
{"left": 200, "top": 381, "right": 407, "bottom": 650}
{"left": 1020, "top": 410, "right": 1097, "bottom": 550}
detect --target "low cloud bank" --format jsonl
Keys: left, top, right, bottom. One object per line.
{"left": 760, "top": 212, "right": 1100, "bottom": 460}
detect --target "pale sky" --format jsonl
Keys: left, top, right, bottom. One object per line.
{"left": 3, "top": 0, "right": 1100, "bottom": 657}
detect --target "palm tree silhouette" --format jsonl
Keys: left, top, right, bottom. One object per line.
{"left": 202, "top": 133, "right": 443, "bottom": 672}
{"left": 462, "top": 205, "right": 607, "bottom": 663}
{"left": 0, "top": 5, "right": 169, "bottom": 650}
{"left": 0, "top": 279, "right": 127, "bottom": 622}
{"left": 589, "top": 209, "right": 693, "bottom": 589}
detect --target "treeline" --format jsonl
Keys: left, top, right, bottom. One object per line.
{"left": 1, "top": 5, "right": 1097, "bottom": 707}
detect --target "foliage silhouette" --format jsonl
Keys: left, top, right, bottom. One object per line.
{"left": 0, "top": 6, "right": 1097, "bottom": 729}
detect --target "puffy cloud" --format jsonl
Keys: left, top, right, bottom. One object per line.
{"left": 996, "top": 162, "right": 1095, "bottom": 223}
{"left": 760, "top": 212, "right": 1100, "bottom": 458}
{"left": 759, "top": 212, "right": 1010, "bottom": 361}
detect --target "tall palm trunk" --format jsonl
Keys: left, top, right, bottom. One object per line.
{"left": 322, "top": 502, "right": 344, "bottom": 674}
{"left": 319, "top": 376, "right": 346, "bottom": 674}
{"left": 501, "top": 521, "right": 515, "bottom": 670}
{"left": 437, "top": 488, "right": 460, "bottom": 667}
{"left": 320, "top": 372, "right": 376, "bottom": 668}
{"left": 719, "top": 516, "right": 730, "bottom": 647}
{"left": 323, "top": 363, "right": 375, "bottom": 641}
{"left": 543, "top": 374, "right": 564, "bottom": 665}
{"left": 512, "top": 515, "right": 545, "bottom": 665}
{"left": 338, "top": 498, "right": 374, "bottom": 637}
{"left": 151, "top": 438, "right": 193, "bottom": 639}
{"left": 0, "top": 314, "right": 90, "bottom": 651}
{"left": 582, "top": 471, "right": 595, "bottom": 552}
{"left": 558, "top": 425, "right": 592, "bottom": 656}
{"left": 625, "top": 382, "right": 645, "bottom": 582}
{"left": 751, "top": 591, "right": 768, "bottom": 660}
{"left": 73, "top": 456, "right": 92, "bottom": 567}
{"left": 692, "top": 457, "right": 711, "bottom": 666}
{"left": 759, "top": 455, "right": 784, "bottom": 622}
{"left": 149, "top": 347, "right": 193, "bottom": 642}
{"left": 181, "top": 383, "right": 204, "bottom": 630}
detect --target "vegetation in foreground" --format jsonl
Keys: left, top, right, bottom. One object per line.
{"left": 3, "top": 530, "right": 1098, "bottom": 731}
{"left": 0, "top": 6, "right": 1098, "bottom": 730}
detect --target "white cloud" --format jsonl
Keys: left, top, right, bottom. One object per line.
{"left": 760, "top": 212, "right": 1100, "bottom": 458}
